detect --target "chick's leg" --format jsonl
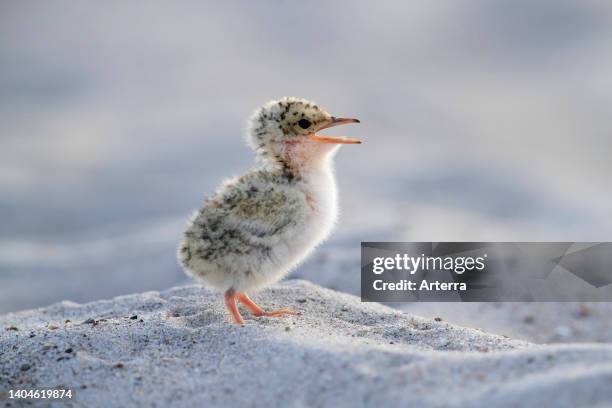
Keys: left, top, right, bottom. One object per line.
{"left": 224, "top": 289, "right": 245, "bottom": 324}
{"left": 237, "top": 293, "right": 301, "bottom": 318}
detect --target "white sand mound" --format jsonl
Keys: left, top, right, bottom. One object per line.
{"left": 2, "top": 280, "right": 612, "bottom": 407}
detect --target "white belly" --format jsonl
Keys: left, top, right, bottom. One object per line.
{"left": 249, "top": 167, "right": 338, "bottom": 291}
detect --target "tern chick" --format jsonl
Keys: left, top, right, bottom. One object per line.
{"left": 178, "top": 97, "right": 360, "bottom": 324}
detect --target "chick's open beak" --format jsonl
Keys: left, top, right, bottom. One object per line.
{"left": 308, "top": 117, "right": 361, "bottom": 144}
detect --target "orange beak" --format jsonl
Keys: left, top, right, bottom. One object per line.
{"left": 308, "top": 117, "right": 361, "bottom": 144}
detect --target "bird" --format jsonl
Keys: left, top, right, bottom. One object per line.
{"left": 177, "top": 97, "right": 360, "bottom": 324}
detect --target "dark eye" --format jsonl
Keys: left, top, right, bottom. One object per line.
{"left": 298, "top": 118, "right": 311, "bottom": 129}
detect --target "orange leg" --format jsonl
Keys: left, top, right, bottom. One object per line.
{"left": 237, "top": 293, "right": 301, "bottom": 318}
{"left": 224, "top": 289, "right": 245, "bottom": 324}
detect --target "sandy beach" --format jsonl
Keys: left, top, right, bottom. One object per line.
{"left": 2, "top": 280, "right": 612, "bottom": 407}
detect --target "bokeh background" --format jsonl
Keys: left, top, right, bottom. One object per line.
{"left": 2, "top": 1, "right": 612, "bottom": 342}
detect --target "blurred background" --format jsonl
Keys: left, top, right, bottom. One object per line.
{"left": 1, "top": 1, "right": 612, "bottom": 343}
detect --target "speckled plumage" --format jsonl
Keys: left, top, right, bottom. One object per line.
{"left": 177, "top": 97, "right": 359, "bottom": 323}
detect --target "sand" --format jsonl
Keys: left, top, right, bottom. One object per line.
{"left": 2, "top": 280, "right": 612, "bottom": 408}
